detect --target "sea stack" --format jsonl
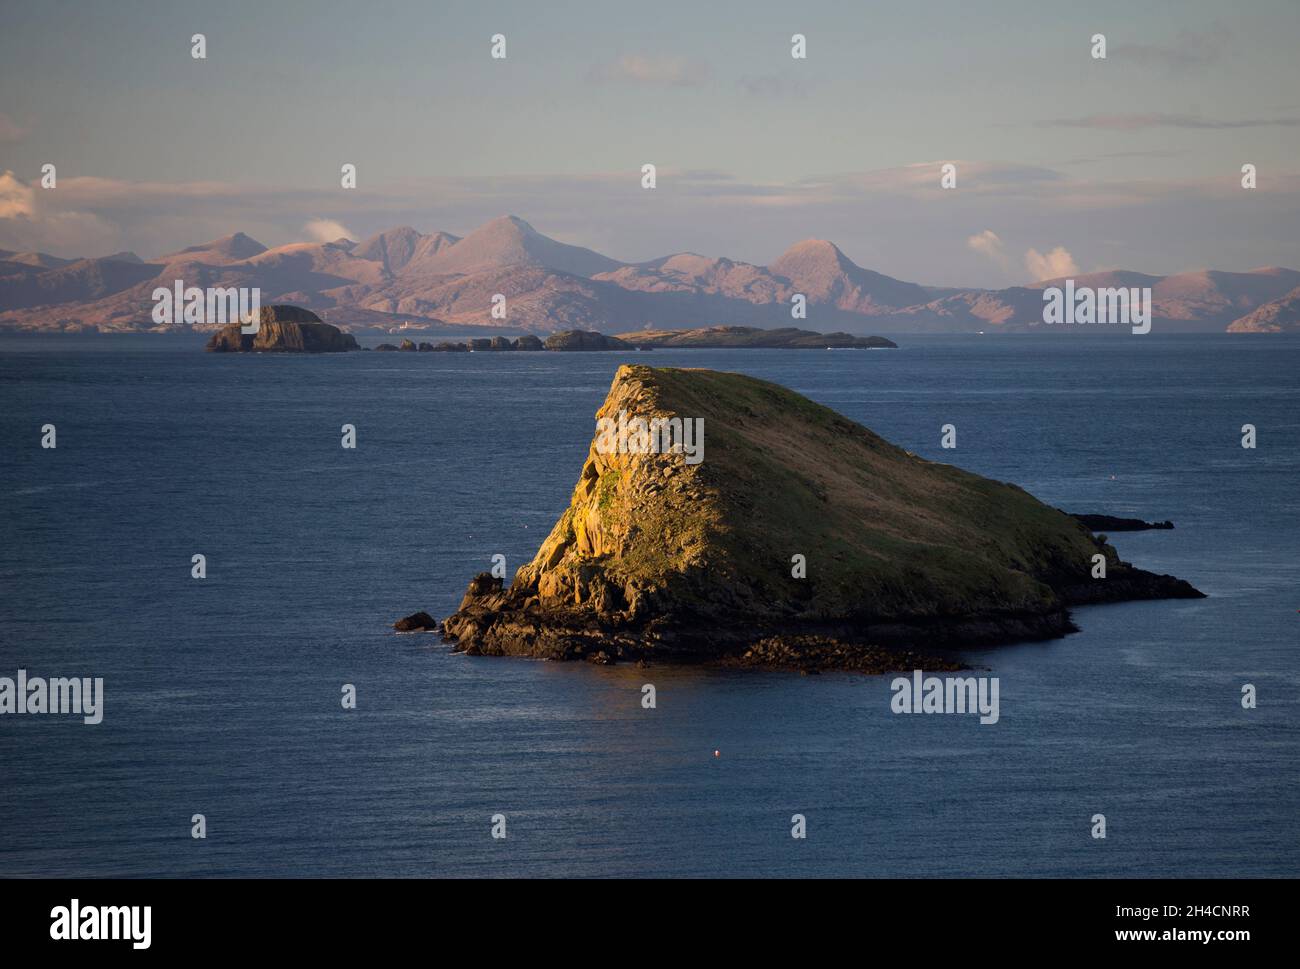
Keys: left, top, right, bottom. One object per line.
{"left": 441, "top": 366, "right": 1202, "bottom": 668}
{"left": 205, "top": 304, "right": 359, "bottom": 352}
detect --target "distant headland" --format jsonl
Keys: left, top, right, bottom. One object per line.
{"left": 1068, "top": 513, "right": 1175, "bottom": 532}
{"left": 372, "top": 326, "right": 895, "bottom": 352}
{"left": 617, "top": 326, "right": 896, "bottom": 349}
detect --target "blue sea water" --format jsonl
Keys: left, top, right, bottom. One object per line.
{"left": 0, "top": 333, "right": 1296, "bottom": 878}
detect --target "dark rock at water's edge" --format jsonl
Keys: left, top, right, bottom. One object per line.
{"left": 543, "top": 329, "right": 631, "bottom": 351}
{"left": 393, "top": 611, "right": 439, "bottom": 632}
{"left": 205, "top": 304, "right": 360, "bottom": 352}
{"left": 374, "top": 343, "right": 399, "bottom": 351}
{"left": 456, "top": 335, "right": 546, "bottom": 351}
{"left": 1069, "top": 513, "right": 1174, "bottom": 532}
{"left": 438, "top": 366, "right": 1204, "bottom": 672}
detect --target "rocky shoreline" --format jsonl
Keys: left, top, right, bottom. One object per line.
{"left": 436, "top": 570, "right": 1198, "bottom": 672}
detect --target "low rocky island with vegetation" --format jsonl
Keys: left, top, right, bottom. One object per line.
{"left": 617, "top": 325, "right": 897, "bottom": 349}
{"left": 371, "top": 330, "right": 630, "bottom": 352}
{"left": 435, "top": 365, "right": 1202, "bottom": 673}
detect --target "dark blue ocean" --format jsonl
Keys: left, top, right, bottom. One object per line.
{"left": 1, "top": 334, "right": 1297, "bottom": 877}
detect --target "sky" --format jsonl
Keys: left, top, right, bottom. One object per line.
{"left": 1, "top": 0, "right": 1299, "bottom": 286}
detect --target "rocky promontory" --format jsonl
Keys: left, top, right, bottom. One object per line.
{"left": 1069, "top": 513, "right": 1174, "bottom": 532}
{"left": 205, "top": 305, "right": 359, "bottom": 352}
{"left": 440, "top": 366, "right": 1202, "bottom": 670}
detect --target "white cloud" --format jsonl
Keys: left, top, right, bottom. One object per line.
{"left": 303, "top": 218, "right": 356, "bottom": 243}
{"left": 589, "top": 55, "right": 710, "bottom": 87}
{"left": 0, "top": 171, "right": 123, "bottom": 255}
{"left": 1024, "top": 246, "right": 1079, "bottom": 281}
{"left": 0, "top": 170, "right": 36, "bottom": 219}
{"left": 967, "top": 229, "right": 1009, "bottom": 267}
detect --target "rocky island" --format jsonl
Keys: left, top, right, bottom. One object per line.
{"left": 438, "top": 366, "right": 1202, "bottom": 672}
{"left": 1069, "top": 513, "right": 1174, "bottom": 532}
{"left": 205, "top": 305, "right": 359, "bottom": 352}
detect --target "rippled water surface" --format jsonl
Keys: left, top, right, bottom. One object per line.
{"left": 1, "top": 334, "right": 1296, "bottom": 876}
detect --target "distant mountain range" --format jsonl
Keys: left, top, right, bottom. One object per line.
{"left": 2, "top": 215, "right": 1297, "bottom": 334}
